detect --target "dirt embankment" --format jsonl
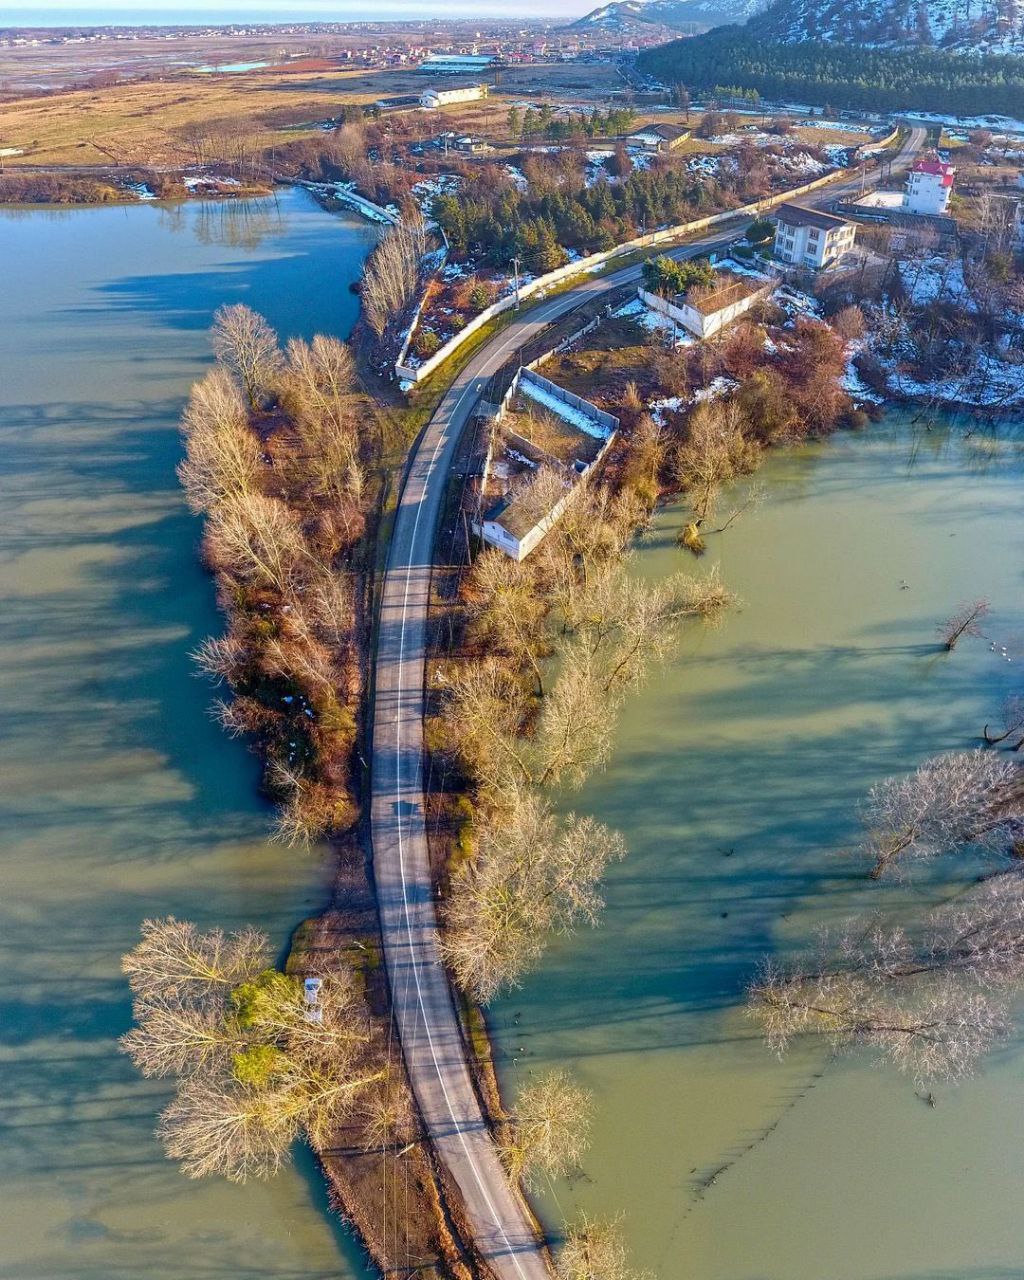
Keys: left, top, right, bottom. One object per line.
{"left": 286, "top": 835, "right": 511, "bottom": 1280}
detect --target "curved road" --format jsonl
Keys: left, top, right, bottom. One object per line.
{"left": 369, "top": 125, "right": 925, "bottom": 1280}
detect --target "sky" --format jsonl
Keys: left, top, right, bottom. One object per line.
{"left": 5, "top": 0, "right": 597, "bottom": 20}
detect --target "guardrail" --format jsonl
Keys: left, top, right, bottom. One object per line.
{"left": 395, "top": 164, "right": 858, "bottom": 386}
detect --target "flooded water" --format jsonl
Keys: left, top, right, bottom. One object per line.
{"left": 0, "top": 189, "right": 376, "bottom": 1280}
{"left": 495, "top": 417, "right": 1024, "bottom": 1280}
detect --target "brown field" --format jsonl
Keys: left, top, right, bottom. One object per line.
{"left": 792, "top": 124, "right": 873, "bottom": 146}
{"left": 0, "top": 67, "right": 376, "bottom": 167}
{"left": 0, "top": 57, "right": 650, "bottom": 169}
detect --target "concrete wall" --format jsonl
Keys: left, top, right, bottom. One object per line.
{"left": 396, "top": 164, "right": 854, "bottom": 385}
{"left": 520, "top": 367, "right": 619, "bottom": 436}
{"left": 472, "top": 367, "right": 619, "bottom": 560}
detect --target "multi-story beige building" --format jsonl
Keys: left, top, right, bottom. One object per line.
{"left": 773, "top": 203, "right": 856, "bottom": 269}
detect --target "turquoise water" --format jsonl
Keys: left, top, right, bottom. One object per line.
{"left": 195, "top": 60, "right": 271, "bottom": 72}
{"left": 495, "top": 417, "right": 1024, "bottom": 1280}
{"left": 0, "top": 188, "right": 377, "bottom": 1279}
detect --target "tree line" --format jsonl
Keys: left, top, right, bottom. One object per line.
{"left": 639, "top": 28, "right": 1024, "bottom": 115}
{"left": 436, "top": 475, "right": 733, "bottom": 1003}
{"left": 181, "top": 304, "right": 374, "bottom": 846}
{"left": 507, "top": 104, "right": 639, "bottom": 142}
{"left": 432, "top": 158, "right": 744, "bottom": 273}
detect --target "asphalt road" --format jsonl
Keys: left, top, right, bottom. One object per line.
{"left": 368, "top": 125, "right": 925, "bottom": 1280}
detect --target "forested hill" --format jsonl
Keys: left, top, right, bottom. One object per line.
{"left": 638, "top": 27, "right": 1024, "bottom": 115}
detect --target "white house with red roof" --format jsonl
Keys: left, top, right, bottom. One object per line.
{"left": 904, "top": 156, "right": 955, "bottom": 216}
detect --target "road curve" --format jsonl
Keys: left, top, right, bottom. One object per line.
{"left": 368, "top": 125, "right": 924, "bottom": 1280}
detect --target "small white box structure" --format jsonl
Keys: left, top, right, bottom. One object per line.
{"left": 773, "top": 202, "right": 857, "bottom": 270}
{"left": 638, "top": 269, "right": 776, "bottom": 339}
{"left": 903, "top": 156, "right": 955, "bottom": 215}
{"left": 419, "top": 83, "right": 489, "bottom": 107}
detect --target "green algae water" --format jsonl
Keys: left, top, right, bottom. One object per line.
{"left": 495, "top": 416, "right": 1024, "bottom": 1280}
{"left": 0, "top": 189, "right": 376, "bottom": 1280}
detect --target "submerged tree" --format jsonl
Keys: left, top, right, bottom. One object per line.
{"left": 938, "top": 599, "right": 990, "bottom": 651}
{"left": 861, "top": 750, "right": 1023, "bottom": 879}
{"left": 750, "top": 874, "right": 1024, "bottom": 1083}
{"left": 672, "top": 398, "right": 760, "bottom": 523}
{"left": 984, "top": 693, "right": 1024, "bottom": 751}
{"left": 121, "top": 918, "right": 381, "bottom": 1182}
{"left": 557, "top": 1216, "right": 650, "bottom": 1280}
{"left": 442, "top": 794, "right": 625, "bottom": 1002}
{"left": 499, "top": 1070, "right": 592, "bottom": 1188}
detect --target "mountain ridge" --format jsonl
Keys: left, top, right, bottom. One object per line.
{"left": 565, "top": 0, "right": 767, "bottom": 35}
{"left": 749, "top": 0, "right": 1024, "bottom": 54}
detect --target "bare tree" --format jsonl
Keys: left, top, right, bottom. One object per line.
{"left": 985, "top": 694, "right": 1024, "bottom": 750}
{"left": 361, "top": 218, "right": 428, "bottom": 338}
{"left": 177, "top": 368, "right": 263, "bottom": 514}
{"left": 278, "top": 335, "right": 365, "bottom": 504}
{"left": 466, "top": 549, "right": 548, "bottom": 694}
{"left": 121, "top": 999, "right": 242, "bottom": 1078}
{"left": 578, "top": 568, "right": 736, "bottom": 694}
{"left": 442, "top": 658, "right": 532, "bottom": 804}
{"left": 556, "top": 1216, "right": 649, "bottom": 1280}
{"left": 938, "top": 599, "right": 990, "bottom": 651}
{"left": 442, "top": 793, "right": 625, "bottom": 1001}
{"left": 122, "top": 917, "right": 270, "bottom": 1005}
{"left": 750, "top": 874, "right": 1024, "bottom": 1083}
{"left": 673, "top": 398, "right": 756, "bottom": 523}
{"left": 122, "top": 921, "right": 381, "bottom": 1183}
{"left": 160, "top": 1073, "right": 294, "bottom": 1183}
{"left": 534, "top": 644, "right": 618, "bottom": 790}
{"left": 191, "top": 631, "right": 247, "bottom": 686}
{"left": 211, "top": 304, "right": 283, "bottom": 411}
{"left": 500, "top": 1070, "right": 592, "bottom": 1188}
{"left": 861, "top": 750, "right": 1023, "bottom": 878}
{"left": 205, "top": 491, "right": 309, "bottom": 595}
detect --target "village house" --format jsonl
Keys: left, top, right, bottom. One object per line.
{"left": 453, "top": 135, "right": 491, "bottom": 155}
{"left": 773, "top": 203, "right": 857, "bottom": 270}
{"left": 904, "top": 156, "right": 955, "bottom": 216}
{"left": 626, "top": 122, "right": 691, "bottom": 153}
{"left": 638, "top": 269, "right": 776, "bottom": 339}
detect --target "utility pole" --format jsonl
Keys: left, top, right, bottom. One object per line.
{"left": 511, "top": 256, "right": 522, "bottom": 309}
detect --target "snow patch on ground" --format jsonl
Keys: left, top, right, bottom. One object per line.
{"left": 617, "top": 296, "right": 695, "bottom": 345}
{"left": 520, "top": 378, "right": 612, "bottom": 441}
{"left": 899, "top": 254, "right": 969, "bottom": 307}
{"left": 799, "top": 119, "right": 871, "bottom": 134}
{"left": 693, "top": 375, "right": 739, "bottom": 403}
{"left": 183, "top": 173, "right": 241, "bottom": 191}
{"left": 776, "top": 285, "right": 821, "bottom": 318}
{"left": 842, "top": 359, "right": 885, "bottom": 404}
{"left": 650, "top": 396, "right": 685, "bottom": 425}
